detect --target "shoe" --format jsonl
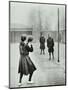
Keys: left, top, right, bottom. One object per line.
{"left": 27, "top": 81, "right": 34, "bottom": 84}
{"left": 18, "top": 82, "right": 22, "bottom": 86}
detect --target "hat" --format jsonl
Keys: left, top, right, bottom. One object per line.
{"left": 21, "top": 34, "right": 26, "bottom": 41}
{"left": 27, "top": 35, "right": 33, "bottom": 42}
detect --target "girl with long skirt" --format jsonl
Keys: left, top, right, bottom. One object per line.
{"left": 18, "top": 35, "right": 36, "bottom": 85}
{"left": 25, "top": 36, "right": 36, "bottom": 83}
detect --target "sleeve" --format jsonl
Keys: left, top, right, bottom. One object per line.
{"left": 31, "top": 45, "right": 33, "bottom": 52}
{"left": 44, "top": 38, "right": 45, "bottom": 42}
{"left": 52, "top": 39, "right": 54, "bottom": 47}
{"left": 26, "top": 44, "right": 33, "bottom": 52}
{"left": 39, "top": 37, "right": 41, "bottom": 43}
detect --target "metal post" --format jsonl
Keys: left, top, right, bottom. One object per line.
{"left": 38, "top": 8, "right": 42, "bottom": 34}
{"left": 58, "top": 8, "right": 60, "bottom": 62}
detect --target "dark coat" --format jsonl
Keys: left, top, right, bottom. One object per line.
{"left": 40, "top": 36, "right": 45, "bottom": 49}
{"left": 18, "top": 42, "right": 36, "bottom": 75}
{"left": 47, "top": 37, "right": 54, "bottom": 53}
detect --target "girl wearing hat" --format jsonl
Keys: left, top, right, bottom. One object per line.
{"left": 25, "top": 36, "right": 36, "bottom": 83}
{"left": 18, "top": 35, "right": 36, "bottom": 85}
{"left": 18, "top": 35, "right": 28, "bottom": 85}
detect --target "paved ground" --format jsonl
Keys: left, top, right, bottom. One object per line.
{"left": 10, "top": 42, "right": 65, "bottom": 88}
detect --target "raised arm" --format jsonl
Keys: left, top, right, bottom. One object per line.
{"left": 26, "top": 44, "right": 33, "bottom": 52}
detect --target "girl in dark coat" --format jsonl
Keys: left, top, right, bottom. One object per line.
{"left": 47, "top": 35, "right": 54, "bottom": 60}
{"left": 18, "top": 36, "right": 36, "bottom": 85}
{"left": 18, "top": 35, "right": 27, "bottom": 85}
{"left": 25, "top": 37, "right": 36, "bottom": 82}
{"left": 39, "top": 34, "right": 45, "bottom": 55}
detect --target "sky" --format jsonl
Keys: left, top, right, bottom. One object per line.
{"left": 10, "top": 2, "right": 65, "bottom": 31}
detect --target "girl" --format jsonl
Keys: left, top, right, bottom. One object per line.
{"left": 18, "top": 35, "right": 36, "bottom": 85}
{"left": 25, "top": 36, "right": 36, "bottom": 83}
{"left": 18, "top": 35, "right": 27, "bottom": 85}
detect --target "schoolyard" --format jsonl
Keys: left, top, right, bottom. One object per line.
{"left": 9, "top": 42, "right": 65, "bottom": 88}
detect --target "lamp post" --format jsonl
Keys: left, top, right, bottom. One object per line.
{"left": 58, "top": 8, "right": 60, "bottom": 62}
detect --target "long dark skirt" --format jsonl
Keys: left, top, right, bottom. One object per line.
{"left": 48, "top": 47, "right": 54, "bottom": 53}
{"left": 18, "top": 55, "right": 36, "bottom": 75}
{"left": 40, "top": 43, "right": 45, "bottom": 49}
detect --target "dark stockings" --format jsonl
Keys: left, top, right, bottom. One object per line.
{"left": 49, "top": 53, "right": 51, "bottom": 60}
{"left": 19, "top": 73, "right": 23, "bottom": 83}
{"left": 49, "top": 52, "right": 54, "bottom": 60}
{"left": 52, "top": 52, "right": 54, "bottom": 59}
{"left": 40, "top": 49, "right": 45, "bottom": 54}
{"left": 29, "top": 72, "right": 33, "bottom": 81}
{"left": 19, "top": 72, "right": 33, "bottom": 83}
